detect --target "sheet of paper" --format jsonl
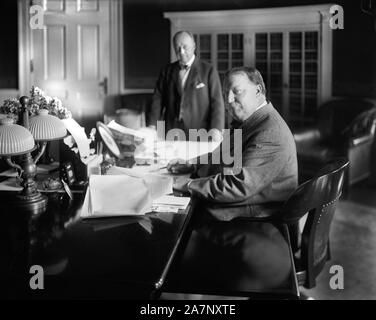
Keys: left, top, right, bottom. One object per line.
{"left": 107, "top": 164, "right": 170, "bottom": 177}
{"left": 107, "top": 120, "right": 145, "bottom": 140}
{"left": 80, "top": 194, "right": 154, "bottom": 234}
{"left": 0, "top": 177, "right": 21, "bottom": 191}
{"left": 153, "top": 195, "right": 190, "bottom": 209}
{"left": 155, "top": 140, "right": 221, "bottom": 162}
{"left": 0, "top": 162, "right": 59, "bottom": 178}
{"left": 106, "top": 165, "right": 173, "bottom": 198}
{"left": 89, "top": 175, "right": 152, "bottom": 217}
{"left": 81, "top": 167, "right": 175, "bottom": 218}
{"left": 143, "top": 174, "right": 173, "bottom": 199}
{"left": 62, "top": 118, "right": 91, "bottom": 158}
{"left": 152, "top": 195, "right": 190, "bottom": 213}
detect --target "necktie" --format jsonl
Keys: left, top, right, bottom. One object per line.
{"left": 178, "top": 64, "right": 189, "bottom": 121}
{"left": 179, "top": 64, "right": 189, "bottom": 89}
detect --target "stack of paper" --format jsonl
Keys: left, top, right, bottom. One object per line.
{"left": 79, "top": 169, "right": 190, "bottom": 218}
{"left": 82, "top": 175, "right": 152, "bottom": 218}
{"left": 154, "top": 140, "right": 221, "bottom": 162}
{"left": 151, "top": 195, "right": 190, "bottom": 213}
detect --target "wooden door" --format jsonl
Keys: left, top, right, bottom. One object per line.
{"left": 30, "top": 0, "right": 110, "bottom": 127}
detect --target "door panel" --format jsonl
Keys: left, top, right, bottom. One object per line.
{"left": 43, "top": 25, "right": 66, "bottom": 80}
{"left": 77, "top": 25, "right": 99, "bottom": 80}
{"left": 31, "top": 0, "right": 110, "bottom": 126}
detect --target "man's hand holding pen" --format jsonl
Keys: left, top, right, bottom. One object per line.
{"left": 167, "top": 158, "right": 195, "bottom": 194}
{"left": 166, "top": 158, "right": 195, "bottom": 174}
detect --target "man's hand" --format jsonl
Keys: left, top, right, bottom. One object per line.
{"left": 210, "top": 128, "right": 223, "bottom": 142}
{"left": 167, "top": 158, "right": 194, "bottom": 174}
{"left": 173, "top": 176, "right": 191, "bottom": 194}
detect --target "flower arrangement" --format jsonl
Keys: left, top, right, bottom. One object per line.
{"left": 0, "top": 86, "right": 72, "bottom": 122}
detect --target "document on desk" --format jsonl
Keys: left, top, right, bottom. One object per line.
{"left": 106, "top": 165, "right": 172, "bottom": 199}
{"left": 154, "top": 140, "right": 221, "bottom": 162}
{"left": 79, "top": 171, "right": 189, "bottom": 218}
{"left": 61, "top": 118, "right": 92, "bottom": 158}
{"left": 84, "top": 175, "right": 152, "bottom": 217}
{"left": 151, "top": 195, "right": 190, "bottom": 213}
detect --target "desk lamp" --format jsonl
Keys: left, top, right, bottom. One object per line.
{"left": 0, "top": 96, "right": 67, "bottom": 214}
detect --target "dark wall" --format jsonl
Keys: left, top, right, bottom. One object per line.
{"left": 123, "top": 6, "right": 170, "bottom": 88}
{"left": 123, "top": 0, "right": 376, "bottom": 99}
{"left": 0, "top": 0, "right": 18, "bottom": 89}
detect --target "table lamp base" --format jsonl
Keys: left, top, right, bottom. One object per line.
{"left": 13, "top": 192, "right": 48, "bottom": 215}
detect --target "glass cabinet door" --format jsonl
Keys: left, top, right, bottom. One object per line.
{"left": 254, "top": 30, "right": 319, "bottom": 124}
{"left": 193, "top": 29, "right": 319, "bottom": 126}
{"left": 255, "top": 32, "right": 283, "bottom": 113}
{"left": 289, "top": 31, "right": 319, "bottom": 125}
{"left": 216, "top": 33, "right": 244, "bottom": 82}
{"left": 194, "top": 34, "right": 212, "bottom": 64}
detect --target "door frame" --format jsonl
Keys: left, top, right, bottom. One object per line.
{"left": 17, "top": 0, "right": 122, "bottom": 97}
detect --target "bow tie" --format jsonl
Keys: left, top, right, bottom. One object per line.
{"left": 180, "top": 64, "right": 189, "bottom": 70}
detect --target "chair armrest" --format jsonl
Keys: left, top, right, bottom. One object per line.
{"left": 349, "top": 121, "right": 376, "bottom": 147}
{"left": 349, "top": 133, "right": 375, "bottom": 147}
{"left": 293, "top": 128, "right": 321, "bottom": 149}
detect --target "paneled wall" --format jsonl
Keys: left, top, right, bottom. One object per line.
{"left": 0, "top": 0, "right": 18, "bottom": 89}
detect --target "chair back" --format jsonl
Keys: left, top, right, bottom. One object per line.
{"left": 318, "top": 98, "right": 375, "bottom": 143}
{"left": 279, "top": 158, "right": 349, "bottom": 288}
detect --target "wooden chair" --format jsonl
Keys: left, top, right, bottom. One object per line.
{"left": 162, "top": 158, "right": 348, "bottom": 299}
{"left": 279, "top": 158, "right": 349, "bottom": 289}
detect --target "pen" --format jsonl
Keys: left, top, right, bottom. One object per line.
{"left": 149, "top": 166, "right": 168, "bottom": 172}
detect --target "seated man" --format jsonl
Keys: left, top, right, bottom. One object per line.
{"left": 169, "top": 66, "right": 298, "bottom": 221}
{"left": 166, "top": 67, "right": 298, "bottom": 292}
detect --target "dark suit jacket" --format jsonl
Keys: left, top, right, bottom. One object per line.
{"left": 149, "top": 58, "right": 225, "bottom": 133}
{"left": 189, "top": 102, "right": 298, "bottom": 221}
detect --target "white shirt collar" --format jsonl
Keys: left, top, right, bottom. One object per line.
{"left": 254, "top": 100, "right": 268, "bottom": 112}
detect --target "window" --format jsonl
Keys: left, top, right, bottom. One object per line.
{"left": 194, "top": 33, "right": 244, "bottom": 82}
{"left": 165, "top": 5, "right": 333, "bottom": 126}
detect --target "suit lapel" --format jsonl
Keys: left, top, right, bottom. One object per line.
{"left": 172, "top": 62, "right": 182, "bottom": 96}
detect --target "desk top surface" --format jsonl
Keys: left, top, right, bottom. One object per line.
{"left": 1, "top": 190, "right": 193, "bottom": 299}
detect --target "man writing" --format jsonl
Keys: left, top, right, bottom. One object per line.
{"left": 149, "top": 31, "right": 224, "bottom": 140}
{"left": 169, "top": 66, "right": 298, "bottom": 220}
{"left": 165, "top": 67, "right": 299, "bottom": 292}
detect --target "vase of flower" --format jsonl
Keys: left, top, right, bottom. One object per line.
{"left": 0, "top": 86, "right": 72, "bottom": 122}
{"left": 0, "top": 87, "right": 72, "bottom": 164}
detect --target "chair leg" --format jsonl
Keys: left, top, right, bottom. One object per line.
{"left": 341, "top": 162, "right": 350, "bottom": 199}
{"left": 299, "top": 291, "right": 315, "bottom": 300}
{"left": 288, "top": 223, "right": 300, "bottom": 254}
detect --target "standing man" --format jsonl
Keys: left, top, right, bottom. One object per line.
{"left": 149, "top": 31, "right": 225, "bottom": 140}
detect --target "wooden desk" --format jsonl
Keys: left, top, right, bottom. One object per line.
{"left": 0, "top": 191, "right": 193, "bottom": 299}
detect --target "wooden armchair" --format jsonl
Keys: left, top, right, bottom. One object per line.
{"left": 280, "top": 158, "right": 349, "bottom": 289}
{"left": 162, "top": 159, "right": 348, "bottom": 299}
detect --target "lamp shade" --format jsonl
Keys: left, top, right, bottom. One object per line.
{"left": 0, "top": 117, "right": 35, "bottom": 156}
{"left": 29, "top": 109, "right": 67, "bottom": 141}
